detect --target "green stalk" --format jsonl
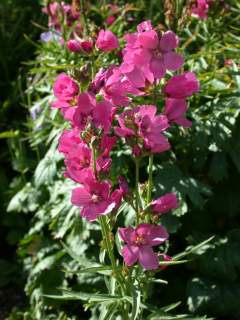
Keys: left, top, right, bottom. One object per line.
{"left": 80, "top": 0, "right": 90, "bottom": 36}
{"left": 135, "top": 158, "right": 141, "bottom": 225}
{"left": 99, "top": 216, "right": 125, "bottom": 292}
{"left": 92, "top": 146, "right": 97, "bottom": 178}
{"left": 146, "top": 154, "right": 153, "bottom": 205}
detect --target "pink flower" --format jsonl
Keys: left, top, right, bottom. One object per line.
{"left": 52, "top": 73, "right": 79, "bottom": 121}
{"left": 72, "top": 92, "right": 96, "bottom": 129}
{"left": 92, "top": 100, "right": 113, "bottom": 133}
{"left": 108, "top": 4, "right": 119, "bottom": 14}
{"left": 42, "top": 2, "right": 61, "bottom": 30}
{"left": 58, "top": 129, "right": 92, "bottom": 183}
{"left": 81, "top": 40, "right": 94, "bottom": 53}
{"left": 64, "top": 144, "right": 92, "bottom": 183}
{"left": 96, "top": 136, "right": 116, "bottom": 173}
{"left": 122, "top": 21, "right": 184, "bottom": 82}
{"left": 62, "top": 3, "right": 80, "bottom": 26}
{"left": 115, "top": 109, "right": 136, "bottom": 137}
{"left": 96, "top": 30, "right": 119, "bottom": 52}
{"left": 111, "top": 188, "right": 124, "bottom": 211}
{"left": 120, "top": 63, "right": 147, "bottom": 88}
{"left": 152, "top": 193, "right": 178, "bottom": 214}
{"left": 53, "top": 73, "right": 79, "bottom": 101}
{"left": 42, "top": 2, "right": 59, "bottom": 16}
{"left": 137, "top": 20, "right": 153, "bottom": 32}
{"left": 110, "top": 177, "right": 130, "bottom": 210}
{"left": 67, "top": 39, "right": 82, "bottom": 52}
{"left": 164, "top": 98, "right": 192, "bottom": 127}
{"left": 89, "top": 67, "right": 113, "bottom": 94}
{"left": 115, "top": 105, "right": 170, "bottom": 154}
{"left": 67, "top": 39, "right": 94, "bottom": 53}
{"left": 73, "top": 93, "right": 113, "bottom": 133}
{"left": 71, "top": 175, "right": 116, "bottom": 221}
{"left": 164, "top": 72, "right": 199, "bottom": 99}
{"left": 119, "top": 223, "right": 169, "bottom": 270}
{"left": 224, "top": 59, "right": 233, "bottom": 67}
{"left": 192, "top": 0, "right": 209, "bottom": 20}
{"left": 58, "top": 129, "right": 81, "bottom": 155}
{"left": 100, "top": 67, "right": 142, "bottom": 106}
{"left": 105, "top": 16, "right": 115, "bottom": 25}
{"left": 77, "top": 92, "right": 96, "bottom": 114}
{"left": 59, "top": 130, "right": 115, "bottom": 181}
{"left": 136, "top": 105, "right": 170, "bottom": 153}
{"left": 118, "top": 176, "right": 129, "bottom": 196}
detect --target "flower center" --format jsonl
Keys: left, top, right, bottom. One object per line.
{"left": 91, "top": 194, "right": 100, "bottom": 203}
{"left": 144, "top": 126, "right": 151, "bottom": 133}
{"left": 124, "top": 115, "right": 137, "bottom": 130}
{"left": 152, "top": 48, "right": 163, "bottom": 59}
{"left": 70, "top": 97, "right": 77, "bottom": 107}
{"left": 133, "top": 235, "right": 147, "bottom": 246}
{"left": 79, "top": 157, "right": 90, "bottom": 167}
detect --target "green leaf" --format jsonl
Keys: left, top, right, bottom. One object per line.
{"left": 232, "top": 61, "right": 240, "bottom": 89}
{"left": 45, "top": 290, "right": 125, "bottom": 304}
{"left": 31, "top": 251, "right": 65, "bottom": 277}
{"left": 154, "top": 163, "right": 211, "bottom": 209}
{"left": 76, "top": 265, "right": 115, "bottom": 276}
{"left": 150, "top": 279, "right": 168, "bottom": 285}
{"left": 131, "top": 283, "right": 141, "bottom": 320}
{"left": 101, "top": 303, "right": 119, "bottom": 320}
{"left": 158, "top": 260, "right": 188, "bottom": 266}
{"left": 0, "top": 130, "right": 19, "bottom": 139}
{"left": 173, "top": 236, "right": 215, "bottom": 261}
{"left": 34, "top": 143, "right": 61, "bottom": 187}
{"left": 161, "top": 302, "right": 181, "bottom": 312}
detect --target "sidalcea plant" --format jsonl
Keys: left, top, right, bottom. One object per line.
{"left": 50, "top": 19, "right": 202, "bottom": 318}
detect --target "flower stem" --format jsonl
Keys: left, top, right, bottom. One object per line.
{"left": 80, "top": 0, "right": 90, "bottom": 36}
{"left": 92, "top": 146, "right": 97, "bottom": 177}
{"left": 135, "top": 158, "right": 141, "bottom": 225}
{"left": 99, "top": 216, "right": 125, "bottom": 292}
{"left": 146, "top": 154, "right": 153, "bottom": 205}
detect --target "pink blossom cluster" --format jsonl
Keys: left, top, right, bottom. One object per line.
{"left": 42, "top": 1, "right": 80, "bottom": 31}
{"left": 52, "top": 21, "right": 199, "bottom": 270}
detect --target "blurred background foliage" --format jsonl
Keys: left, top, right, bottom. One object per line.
{"left": 1, "top": 0, "right": 240, "bottom": 319}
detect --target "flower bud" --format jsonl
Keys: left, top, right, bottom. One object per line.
{"left": 67, "top": 39, "right": 82, "bottom": 52}
{"left": 151, "top": 193, "right": 178, "bottom": 214}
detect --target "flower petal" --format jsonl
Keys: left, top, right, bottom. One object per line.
{"left": 160, "top": 31, "right": 179, "bottom": 52}
{"left": 175, "top": 118, "right": 192, "bottom": 127}
{"left": 164, "top": 98, "right": 187, "bottom": 119}
{"left": 71, "top": 187, "right": 91, "bottom": 206}
{"left": 137, "top": 20, "right": 153, "bottom": 32}
{"left": 148, "top": 225, "right": 169, "bottom": 246}
{"left": 122, "top": 245, "right": 139, "bottom": 266}
{"left": 138, "top": 30, "right": 159, "bottom": 49}
{"left": 119, "top": 227, "right": 135, "bottom": 243}
{"left": 139, "top": 246, "right": 159, "bottom": 270}
{"left": 164, "top": 52, "right": 184, "bottom": 71}
{"left": 77, "top": 92, "right": 96, "bottom": 115}
{"left": 150, "top": 58, "right": 166, "bottom": 80}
